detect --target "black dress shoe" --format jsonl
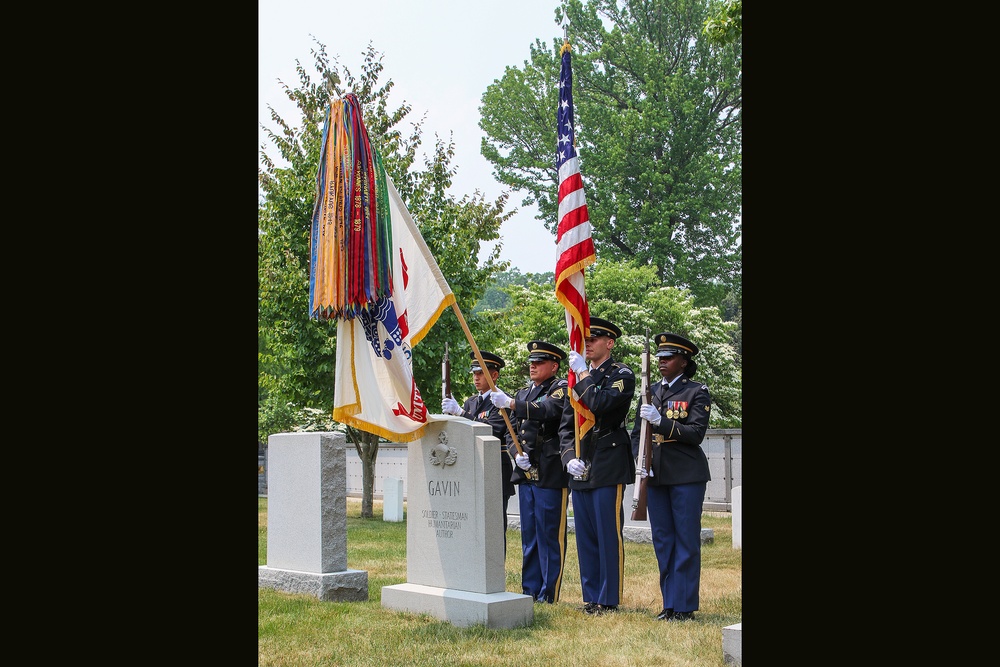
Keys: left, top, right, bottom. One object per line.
{"left": 583, "top": 603, "right": 617, "bottom": 615}
{"left": 671, "top": 611, "right": 695, "bottom": 621}
{"left": 656, "top": 609, "right": 674, "bottom": 621}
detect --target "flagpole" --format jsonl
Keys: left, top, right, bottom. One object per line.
{"left": 563, "top": 35, "right": 581, "bottom": 462}
{"left": 555, "top": 34, "right": 591, "bottom": 463}
{"left": 574, "top": 404, "right": 581, "bottom": 459}
{"left": 449, "top": 302, "right": 525, "bottom": 456}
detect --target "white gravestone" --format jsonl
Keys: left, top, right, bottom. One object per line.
{"left": 381, "top": 417, "right": 533, "bottom": 628}
{"left": 732, "top": 485, "right": 742, "bottom": 549}
{"left": 258, "top": 431, "right": 368, "bottom": 601}
{"left": 384, "top": 477, "right": 405, "bottom": 522}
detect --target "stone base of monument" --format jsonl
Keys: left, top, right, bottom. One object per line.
{"left": 259, "top": 566, "right": 368, "bottom": 602}
{"left": 723, "top": 622, "right": 742, "bottom": 664}
{"left": 380, "top": 417, "right": 533, "bottom": 629}
{"left": 382, "top": 582, "right": 533, "bottom": 629}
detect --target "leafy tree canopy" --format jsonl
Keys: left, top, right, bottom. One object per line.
{"left": 703, "top": 0, "right": 742, "bottom": 46}
{"left": 259, "top": 32, "right": 741, "bottom": 447}
{"left": 479, "top": 0, "right": 741, "bottom": 309}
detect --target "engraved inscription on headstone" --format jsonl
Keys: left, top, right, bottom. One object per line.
{"left": 422, "top": 507, "right": 468, "bottom": 539}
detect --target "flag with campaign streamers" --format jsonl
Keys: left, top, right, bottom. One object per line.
{"left": 309, "top": 94, "right": 454, "bottom": 442}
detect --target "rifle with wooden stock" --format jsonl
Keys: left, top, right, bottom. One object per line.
{"left": 631, "top": 330, "right": 652, "bottom": 521}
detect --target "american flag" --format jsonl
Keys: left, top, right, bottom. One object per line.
{"left": 554, "top": 42, "right": 596, "bottom": 441}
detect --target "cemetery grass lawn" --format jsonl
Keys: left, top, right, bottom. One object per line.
{"left": 258, "top": 497, "right": 742, "bottom": 667}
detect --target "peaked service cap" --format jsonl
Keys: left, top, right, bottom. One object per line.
{"left": 469, "top": 351, "right": 505, "bottom": 372}
{"left": 653, "top": 332, "right": 699, "bottom": 358}
{"left": 526, "top": 340, "right": 566, "bottom": 362}
{"left": 587, "top": 317, "right": 622, "bottom": 340}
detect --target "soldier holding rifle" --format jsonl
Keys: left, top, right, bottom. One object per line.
{"left": 489, "top": 340, "right": 571, "bottom": 604}
{"left": 630, "top": 332, "right": 712, "bottom": 622}
{"left": 441, "top": 351, "right": 516, "bottom": 554}
{"left": 558, "top": 317, "right": 636, "bottom": 616}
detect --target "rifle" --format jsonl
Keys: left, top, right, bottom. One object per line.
{"left": 442, "top": 342, "right": 452, "bottom": 400}
{"left": 631, "top": 329, "right": 652, "bottom": 521}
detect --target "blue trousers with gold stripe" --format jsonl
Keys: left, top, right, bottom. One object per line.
{"left": 517, "top": 484, "right": 569, "bottom": 603}
{"left": 647, "top": 481, "right": 707, "bottom": 613}
{"left": 570, "top": 483, "right": 625, "bottom": 607}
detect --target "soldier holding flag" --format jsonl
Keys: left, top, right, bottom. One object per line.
{"left": 489, "top": 340, "right": 571, "bottom": 604}
{"left": 559, "top": 317, "right": 636, "bottom": 615}
{"left": 553, "top": 38, "right": 636, "bottom": 615}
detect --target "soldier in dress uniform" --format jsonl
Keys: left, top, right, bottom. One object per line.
{"left": 489, "top": 340, "right": 570, "bottom": 603}
{"left": 441, "top": 351, "right": 515, "bottom": 554}
{"left": 630, "top": 332, "right": 712, "bottom": 622}
{"left": 559, "top": 317, "right": 636, "bottom": 615}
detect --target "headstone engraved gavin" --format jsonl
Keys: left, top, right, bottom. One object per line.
{"left": 381, "top": 417, "right": 533, "bottom": 628}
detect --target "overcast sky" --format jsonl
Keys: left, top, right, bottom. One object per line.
{"left": 259, "top": 0, "right": 567, "bottom": 275}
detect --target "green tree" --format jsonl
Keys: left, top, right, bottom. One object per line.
{"left": 259, "top": 39, "right": 513, "bottom": 516}
{"left": 703, "top": 0, "right": 742, "bottom": 46}
{"left": 473, "top": 268, "right": 555, "bottom": 314}
{"left": 479, "top": 0, "right": 741, "bottom": 309}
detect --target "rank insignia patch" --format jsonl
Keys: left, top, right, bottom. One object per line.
{"left": 612, "top": 379, "right": 625, "bottom": 391}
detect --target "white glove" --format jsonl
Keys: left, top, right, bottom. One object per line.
{"left": 639, "top": 403, "right": 662, "bottom": 426}
{"left": 442, "top": 397, "right": 462, "bottom": 415}
{"left": 568, "top": 350, "right": 588, "bottom": 374}
{"left": 490, "top": 389, "right": 513, "bottom": 409}
{"left": 637, "top": 466, "right": 653, "bottom": 478}
{"left": 567, "top": 458, "right": 587, "bottom": 477}
{"left": 515, "top": 453, "right": 532, "bottom": 471}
